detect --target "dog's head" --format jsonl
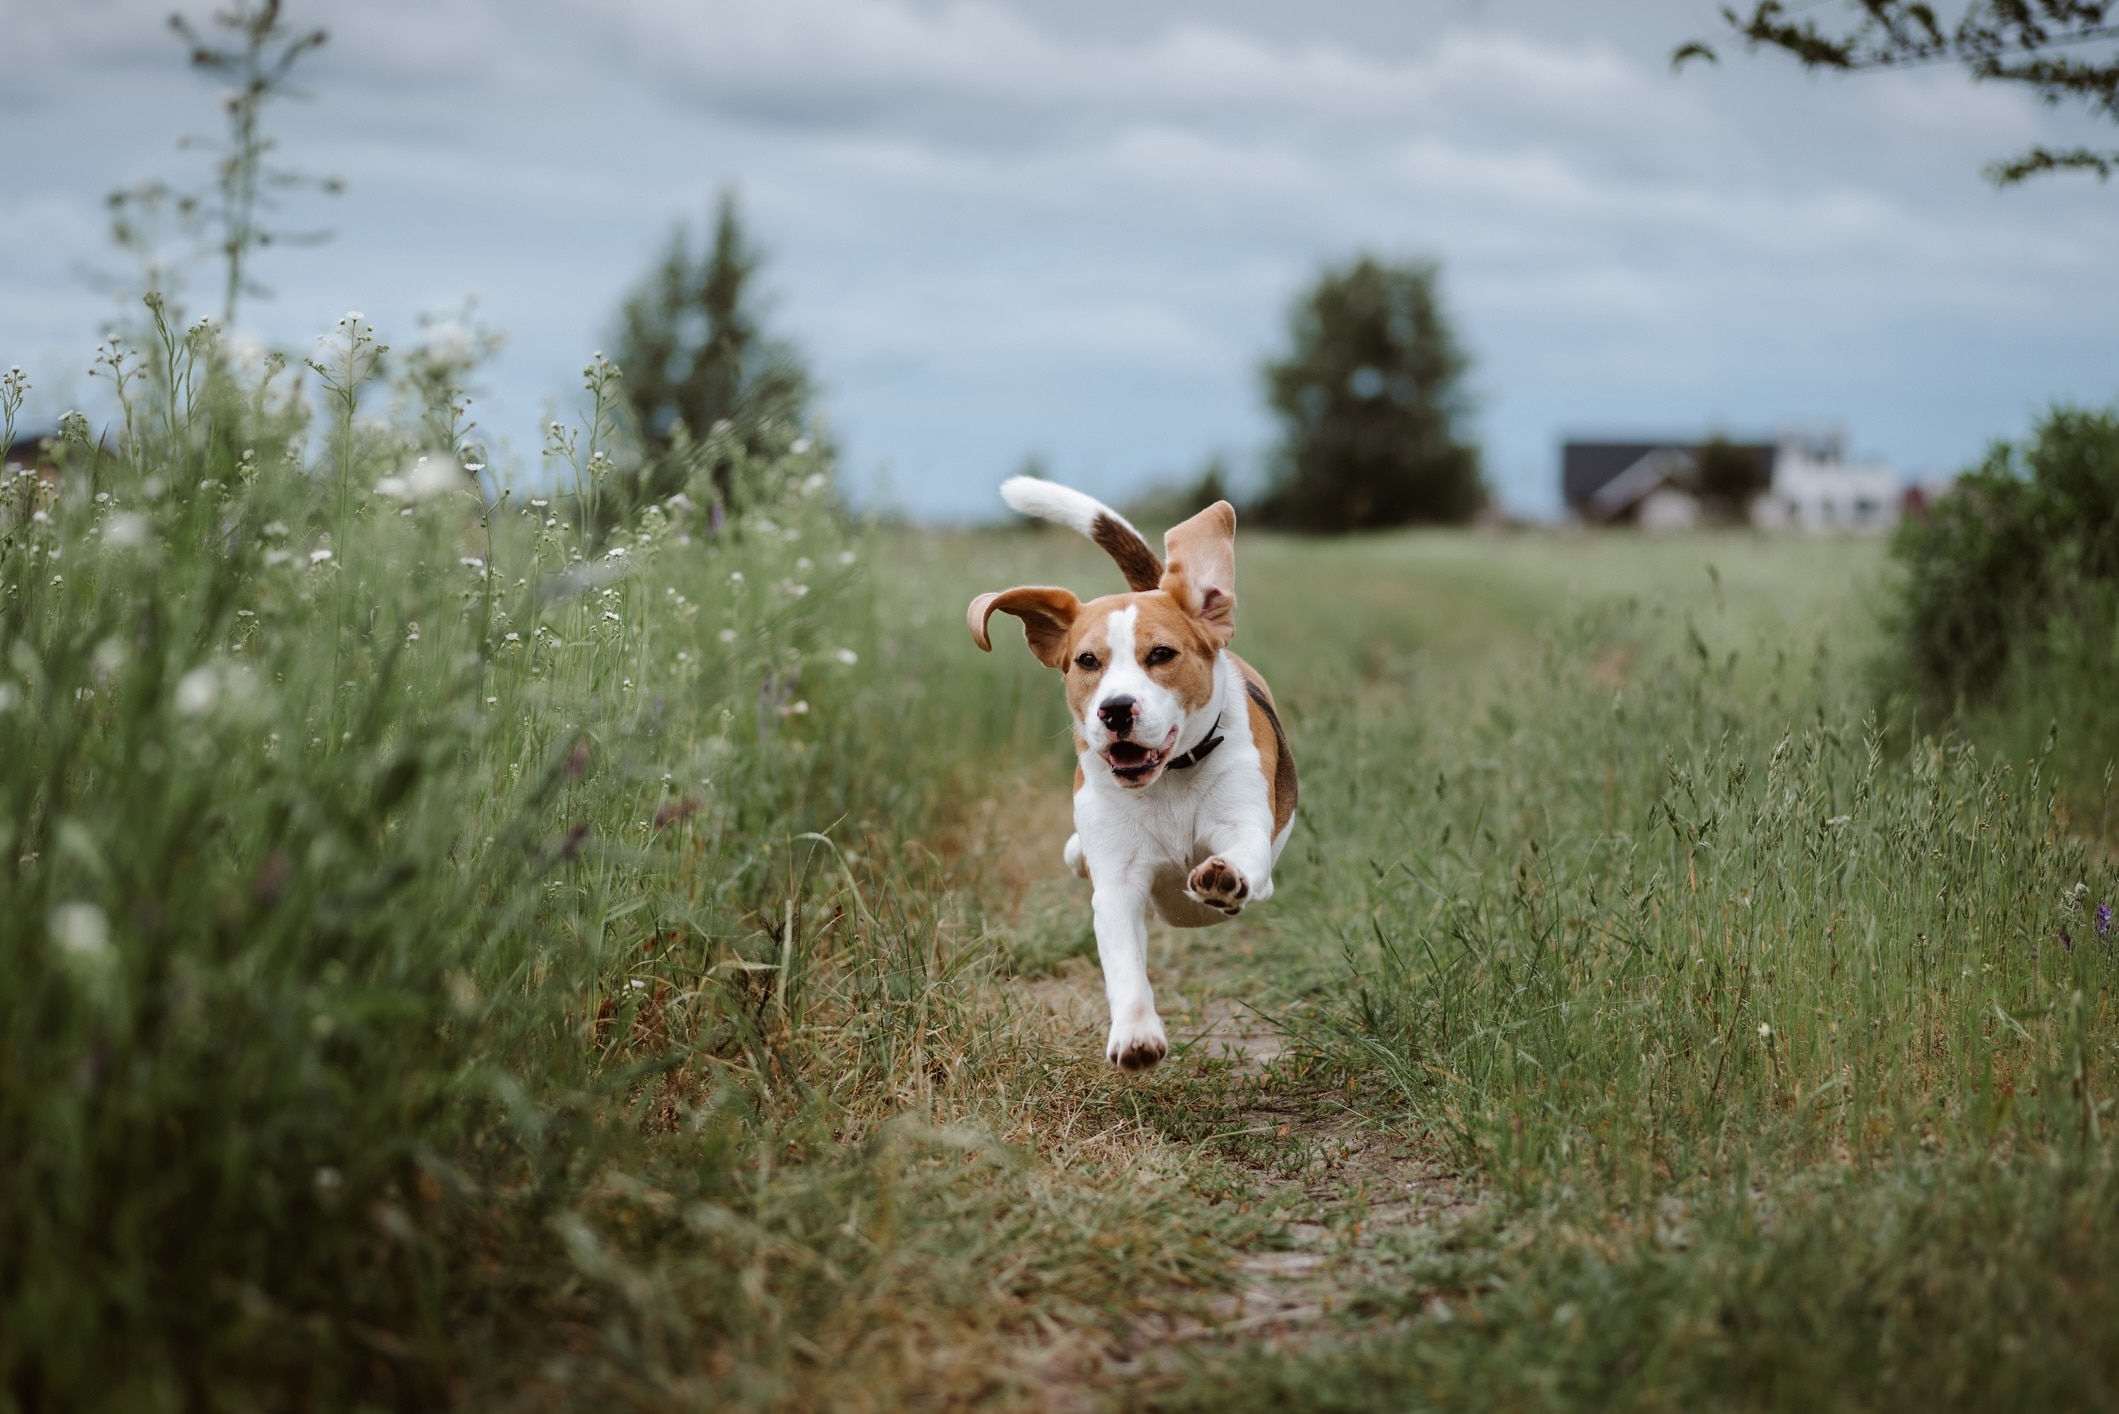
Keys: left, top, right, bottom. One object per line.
{"left": 968, "top": 501, "right": 1237, "bottom": 790}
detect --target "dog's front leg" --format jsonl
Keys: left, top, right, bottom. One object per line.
{"left": 1091, "top": 875, "right": 1166, "bottom": 1071}
{"left": 1185, "top": 816, "right": 1277, "bottom": 916}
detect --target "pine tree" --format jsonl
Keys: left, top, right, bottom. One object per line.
{"left": 1256, "top": 256, "right": 1483, "bottom": 531}
{"left": 610, "top": 189, "right": 811, "bottom": 507}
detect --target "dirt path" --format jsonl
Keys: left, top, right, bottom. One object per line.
{"left": 954, "top": 769, "right": 1477, "bottom": 1407}
{"left": 1020, "top": 951, "right": 1478, "bottom": 1405}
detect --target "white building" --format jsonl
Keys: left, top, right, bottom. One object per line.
{"left": 1751, "top": 432, "right": 1902, "bottom": 533}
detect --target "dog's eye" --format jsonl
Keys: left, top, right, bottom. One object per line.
{"left": 1145, "top": 645, "right": 1177, "bottom": 667}
{"left": 1074, "top": 652, "right": 1100, "bottom": 671}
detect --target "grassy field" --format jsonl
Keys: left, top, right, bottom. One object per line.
{"left": 6, "top": 328, "right": 2118, "bottom": 1410}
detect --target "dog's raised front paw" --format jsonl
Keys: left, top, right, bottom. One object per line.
{"left": 1106, "top": 1014, "right": 1169, "bottom": 1072}
{"left": 1185, "top": 855, "right": 1250, "bottom": 916}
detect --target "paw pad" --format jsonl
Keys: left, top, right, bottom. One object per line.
{"left": 1186, "top": 855, "right": 1250, "bottom": 915}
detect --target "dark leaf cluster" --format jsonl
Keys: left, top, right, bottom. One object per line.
{"left": 1679, "top": 2, "right": 2119, "bottom": 183}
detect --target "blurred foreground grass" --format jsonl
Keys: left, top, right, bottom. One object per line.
{"left": 5, "top": 319, "right": 2116, "bottom": 1411}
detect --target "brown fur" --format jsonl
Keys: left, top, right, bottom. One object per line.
{"left": 1058, "top": 592, "right": 1220, "bottom": 724}
{"left": 1238, "top": 667, "right": 1298, "bottom": 837}
{"left": 1092, "top": 513, "right": 1164, "bottom": 592}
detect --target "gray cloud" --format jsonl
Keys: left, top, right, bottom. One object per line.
{"left": 2, "top": 0, "right": 2115, "bottom": 517}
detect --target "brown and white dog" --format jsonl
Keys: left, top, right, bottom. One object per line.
{"left": 969, "top": 477, "right": 1297, "bottom": 1071}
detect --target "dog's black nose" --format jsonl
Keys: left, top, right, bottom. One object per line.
{"left": 1098, "top": 695, "right": 1138, "bottom": 734}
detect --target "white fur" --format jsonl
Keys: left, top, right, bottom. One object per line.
{"left": 1000, "top": 475, "right": 1150, "bottom": 547}
{"left": 993, "top": 474, "right": 1291, "bottom": 1071}
{"left": 1071, "top": 653, "right": 1290, "bottom": 1069}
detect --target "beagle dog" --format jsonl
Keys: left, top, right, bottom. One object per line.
{"left": 969, "top": 478, "right": 1297, "bottom": 1071}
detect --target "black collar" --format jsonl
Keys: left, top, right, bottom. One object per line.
{"left": 1166, "top": 713, "right": 1225, "bottom": 771}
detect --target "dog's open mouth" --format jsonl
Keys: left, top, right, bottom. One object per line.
{"left": 1104, "top": 737, "right": 1170, "bottom": 786}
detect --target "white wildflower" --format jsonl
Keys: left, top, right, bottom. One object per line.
{"left": 718, "top": 629, "right": 737, "bottom": 644}
{"left": 503, "top": 631, "right": 521, "bottom": 643}
{"left": 265, "top": 548, "right": 293, "bottom": 567}
{"left": 308, "top": 548, "right": 333, "bottom": 565}
{"left": 376, "top": 452, "right": 461, "bottom": 504}
{"left": 832, "top": 648, "right": 858, "bottom": 666}
{"left": 102, "top": 512, "right": 151, "bottom": 548}
{"left": 175, "top": 666, "right": 220, "bottom": 716}
{"left": 262, "top": 521, "right": 288, "bottom": 538}
{"left": 605, "top": 545, "right": 627, "bottom": 559}
{"left": 50, "top": 902, "right": 111, "bottom": 960}
{"left": 837, "top": 550, "right": 857, "bottom": 566}
{"left": 1757, "top": 1022, "right": 1773, "bottom": 1041}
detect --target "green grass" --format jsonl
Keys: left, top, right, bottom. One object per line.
{"left": 6, "top": 308, "right": 2118, "bottom": 1410}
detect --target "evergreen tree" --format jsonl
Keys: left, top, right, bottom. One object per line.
{"left": 1256, "top": 256, "right": 1483, "bottom": 532}
{"left": 610, "top": 189, "right": 811, "bottom": 507}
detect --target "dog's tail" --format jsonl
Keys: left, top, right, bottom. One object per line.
{"left": 999, "top": 476, "right": 1163, "bottom": 592}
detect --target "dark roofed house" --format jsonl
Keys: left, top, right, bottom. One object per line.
{"left": 1562, "top": 439, "right": 1776, "bottom": 528}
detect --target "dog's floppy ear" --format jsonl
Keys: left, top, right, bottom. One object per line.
{"left": 968, "top": 586, "right": 1082, "bottom": 669}
{"left": 1160, "top": 500, "right": 1237, "bottom": 644}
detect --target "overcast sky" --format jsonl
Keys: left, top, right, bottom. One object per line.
{"left": 6, "top": 0, "right": 2118, "bottom": 519}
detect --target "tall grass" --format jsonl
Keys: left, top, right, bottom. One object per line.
{"left": 1, "top": 304, "right": 1237, "bottom": 1409}
{"left": 1162, "top": 574, "right": 2119, "bottom": 1410}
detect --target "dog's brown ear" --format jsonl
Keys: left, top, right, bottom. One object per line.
{"left": 1160, "top": 500, "right": 1236, "bottom": 644}
{"left": 968, "top": 586, "right": 1082, "bottom": 669}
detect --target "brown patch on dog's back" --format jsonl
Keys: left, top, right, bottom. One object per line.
{"left": 1230, "top": 652, "right": 1297, "bottom": 835}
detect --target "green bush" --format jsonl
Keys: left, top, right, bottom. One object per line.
{"left": 1892, "top": 404, "right": 2119, "bottom": 706}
